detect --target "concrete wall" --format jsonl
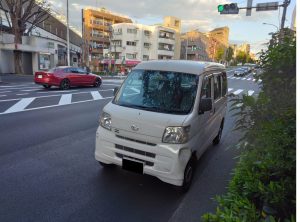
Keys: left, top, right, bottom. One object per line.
{"left": 0, "top": 50, "right": 14, "bottom": 73}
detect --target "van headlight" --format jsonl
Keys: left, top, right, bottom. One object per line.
{"left": 162, "top": 126, "right": 190, "bottom": 144}
{"left": 100, "top": 112, "right": 112, "bottom": 131}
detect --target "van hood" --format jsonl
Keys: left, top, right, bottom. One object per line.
{"left": 104, "top": 102, "right": 188, "bottom": 142}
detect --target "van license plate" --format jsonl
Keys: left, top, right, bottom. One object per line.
{"left": 38, "top": 75, "right": 42, "bottom": 78}
{"left": 122, "top": 158, "right": 143, "bottom": 174}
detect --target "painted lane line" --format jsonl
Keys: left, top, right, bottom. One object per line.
{"left": 91, "top": 91, "right": 103, "bottom": 100}
{"left": 242, "top": 78, "right": 246, "bottom": 80}
{"left": 0, "top": 97, "right": 114, "bottom": 116}
{"left": 0, "top": 87, "right": 41, "bottom": 91}
{"left": 21, "top": 89, "right": 39, "bottom": 92}
{"left": 231, "top": 77, "right": 236, "bottom": 79}
{"left": 247, "top": 78, "right": 252, "bottom": 80}
{"left": 235, "top": 77, "right": 241, "bottom": 80}
{"left": 233, "top": 89, "right": 244, "bottom": 95}
{"left": 248, "top": 90, "right": 255, "bottom": 96}
{"left": 0, "top": 95, "right": 6, "bottom": 97}
{"left": 228, "top": 88, "right": 233, "bottom": 92}
{"left": 0, "top": 91, "right": 12, "bottom": 94}
{"left": 16, "top": 93, "right": 29, "bottom": 96}
{"left": 58, "top": 94, "right": 72, "bottom": 105}
{"left": 4, "top": 97, "right": 35, "bottom": 114}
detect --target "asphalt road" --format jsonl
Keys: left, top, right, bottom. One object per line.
{"left": 0, "top": 70, "right": 261, "bottom": 222}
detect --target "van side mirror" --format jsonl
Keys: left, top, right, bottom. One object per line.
{"left": 114, "top": 87, "right": 119, "bottom": 96}
{"left": 199, "top": 98, "right": 212, "bottom": 114}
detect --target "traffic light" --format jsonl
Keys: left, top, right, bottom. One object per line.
{"left": 218, "top": 3, "right": 239, "bottom": 14}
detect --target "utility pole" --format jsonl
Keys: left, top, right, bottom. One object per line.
{"left": 185, "top": 38, "right": 188, "bottom": 60}
{"left": 280, "top": 0, "right": 290, "bottom": 30}
{"left": 67, "top": 0, "right": 70, "bottom": 66}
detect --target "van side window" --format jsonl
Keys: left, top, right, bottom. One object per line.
{"left": 221, "top": 73, "right": 227, "bottom": 96}
{"left": 214, "top": 75, "right": 221, "bottom": 100}
{"left": 201, "top": 77, "right": 211, "bottom": 99}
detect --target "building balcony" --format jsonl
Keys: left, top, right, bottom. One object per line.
{"left": 157, "top": 50, "right": 174, "bottom": 57}
{"left": 88, "top": 23, "right": 111, "bottom": 32}
{"left": 90, "top": 36, "right": 110, "bottom": 43}
{"left": 158, "top": 38, "right": 175, "bottom": 45}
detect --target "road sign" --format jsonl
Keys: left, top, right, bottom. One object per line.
{"left": 256, "top": 2, "right": 279, "bottom": 11}
{"left": 218, "top": 3, "right": 239, "bottom": 14}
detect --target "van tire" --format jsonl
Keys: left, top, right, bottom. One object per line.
{"left": 213, "top": 121, "right": 224, "bottom": 145}
{"left": 180, "top": 156, "right": 197, "bottom": 193}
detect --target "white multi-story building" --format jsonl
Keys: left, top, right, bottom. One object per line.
{"left": 104, "top": 17, "right": 181, "bottom": 68}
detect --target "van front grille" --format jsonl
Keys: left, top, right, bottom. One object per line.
{"left": 115, "top": 135, "right": 156, "bottom": 146}
{"left": 116, "top": 153, "right": 154, "bottom": 167}
{"left": 115, "top": 144, "right": 156, "bottom": 158}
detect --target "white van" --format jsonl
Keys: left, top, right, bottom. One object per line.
{"left": 95, "top": 60, "right": 227, "bottom": 191}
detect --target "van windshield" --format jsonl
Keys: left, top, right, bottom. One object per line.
{"left": 113, "top": 69, "right": 198, "bottom": 115}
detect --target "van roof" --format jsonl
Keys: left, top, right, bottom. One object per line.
{"left": 133, "top": 60, "right": 225, "bottom": 75}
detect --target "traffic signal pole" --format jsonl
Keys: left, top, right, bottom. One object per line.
{"left": 280, "top": 0, "right": 291, "bottom": 29}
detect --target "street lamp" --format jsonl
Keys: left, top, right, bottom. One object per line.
{"left": 262, "top": 23, "right": 279, "bottom": 31}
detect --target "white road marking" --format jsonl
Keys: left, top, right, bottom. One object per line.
{"left": 248, "top": 90, "right": 255, "bottom": 96}
{"left": 16, "top": 93, "right": 29, "bottom": 96}
{"left": 236, "top": 103, "right": 243, "bottom": 107}
{"left": 236, "top": 77, "right": 241, "bottom": 80}
{"left": 0, "top": 91, "right": 11, "bottom": 94}
{"left": 104, "top": 84, "right": 122, "bottom": 86}
{"left": 233, "top": 89, "right": 244, "bottom": 95}
{"left": 0, "top": 95, "right": 6, "bottom": 97}
{"left": 258, "top": 79, "right": 262, "bottom": 82}
{"left": 58, "top": 94, "right": 72, "bottom": 105}
{"left": 37, "top": 90, "right": 79, "bottom": 93}
{"left": 0, "top": 86, "right": 40, "bottom": 91}
{"left": 228, "top": 88, "right": 233, "bottom": 92}
{"left": 0, "top": 97, "right": 114, "bottom": 115}
{"left": 247, "top": 78, "right": 252, "bottom": 80}
{"left": 21, "top": 89, "right": 39, "bottom": 92}
{"left": 253, "top": 79, "right": 256, "bottom": 82}
{"left": 91, "top": 91, "right": 103, "bottom": 100}
{"left": 242, "top": 78, "right": 246, "bottom": 80}
{"left": 231, "top": 77, "right": 236, "bottom": 79}
{"left": 4, "top": 98, "right": 35, "bottom": 114}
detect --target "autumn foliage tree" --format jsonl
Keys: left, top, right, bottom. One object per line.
{"left": 0, "top": 0, "right": 50, "bottom": 74}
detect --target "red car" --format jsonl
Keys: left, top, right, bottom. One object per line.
{"left": 34, "top": 66, "right": 102, "bottom": 90}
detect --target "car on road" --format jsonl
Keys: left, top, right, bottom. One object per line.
{"left": 234, "top": 68, "right": 246, "bottom": 77}
{"left": 34, "top": 66, "right": 102, "bottom": 90}
{"left": 95, "top": 60, "right": 228, "bottom": 192}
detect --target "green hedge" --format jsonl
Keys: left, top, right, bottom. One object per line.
{"left": 202, "top": 29, "right": 296, "bottom": 221}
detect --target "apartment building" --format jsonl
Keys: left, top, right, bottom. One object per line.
{"left": 180, "top": 30, "right": 210, "bottom": 61}
{"left": 82, "top": 8, "right": 132, "bottom": 71}
{"left": 106, "top": 16, "right": 181, "bottom": 70}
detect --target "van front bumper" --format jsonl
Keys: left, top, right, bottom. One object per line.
{"left": 95, "top": 126, "right": 192, "bottom": 186}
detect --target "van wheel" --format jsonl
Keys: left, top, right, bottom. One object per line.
{"left": 180, "top": 157, "right": 196, "bottom": 193}
{"left": 213, "top": 124, "right": 223, "bottom": 145}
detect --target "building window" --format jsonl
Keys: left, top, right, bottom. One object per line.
{"left": 144, "top": 43, "right": 151, "bottom": 48}
{"left": 127, "top": 28, "right": 137, "bottom": 34}
{"left": 159, "top": 31, "right": 174, "bottom": 39}
{"left": 158, "top": 43, "right": 173, "bottom": 51}
{"left": 112, "top": 40, "right": 122, "bottom": 47}
{"left": 144, "top": 30, "right": 151, "bottom": 36}
{"left": 127, "top": 41, "right": 136, "bottom": 46}
{"left": 126, "top": 53, "right": 136, "bottom": 59}
{"left": 158, "top": 55, "right": 172, "bottom": 60}
{"left": 143, "top": 55, "right": 149, "bottom": 61}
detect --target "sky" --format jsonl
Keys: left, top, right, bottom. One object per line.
{"left": 49, "top": 0, "right": 296, "bottom": 54}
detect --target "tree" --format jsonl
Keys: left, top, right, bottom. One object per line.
{"left": 1, "top": 0, "right": 50, "bottom": 74}
{"left": 216, "top": 47, "right": 225, "bottom": 62}
{"left": 225, "top": 46, "right": 234, "bottom": 63}
{"left": 235, "top": 51, "right": 247, "bottom": 64}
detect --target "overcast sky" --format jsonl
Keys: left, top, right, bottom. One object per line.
{"left": 49, "top": 0, "right": 296, "bottom": 54}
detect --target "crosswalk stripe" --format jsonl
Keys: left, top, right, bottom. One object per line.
{"left": 91, "top": 91, "right": 103, "bottom": 100}
{"left": 58, "top": 94, "right": 72, "bottom": 105}
{"left": 233, "top": 89, "right": 244, "bottom": 95}
{"left": 242, "top": 78, "right": 246, "bottom": 80}
{"left": 228, "top": 88, "right": 233, "bottom": 92}
{"left": 231, "top": 77, "right": 236, "bottom": 79}
{"left": 4, "top": 97, "right": 35, "bottom": 113}
{"left": 248, "top": 90, "right": 255, "bottom": 96}
{"left": 0, "top": 91, "right": 11, "bottom": 94}
{"left": 247, "top": 78, "right": 252, "bottom": 80}
{"left": 252, "top": 79, "right": 256, "bottom": 82}
{"left": 236, "top": 77, "right": 241, "bottom": 80}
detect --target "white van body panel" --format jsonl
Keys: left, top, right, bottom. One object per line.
{"left": 95, "top": 60, "right": 227, "bottom": 186}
